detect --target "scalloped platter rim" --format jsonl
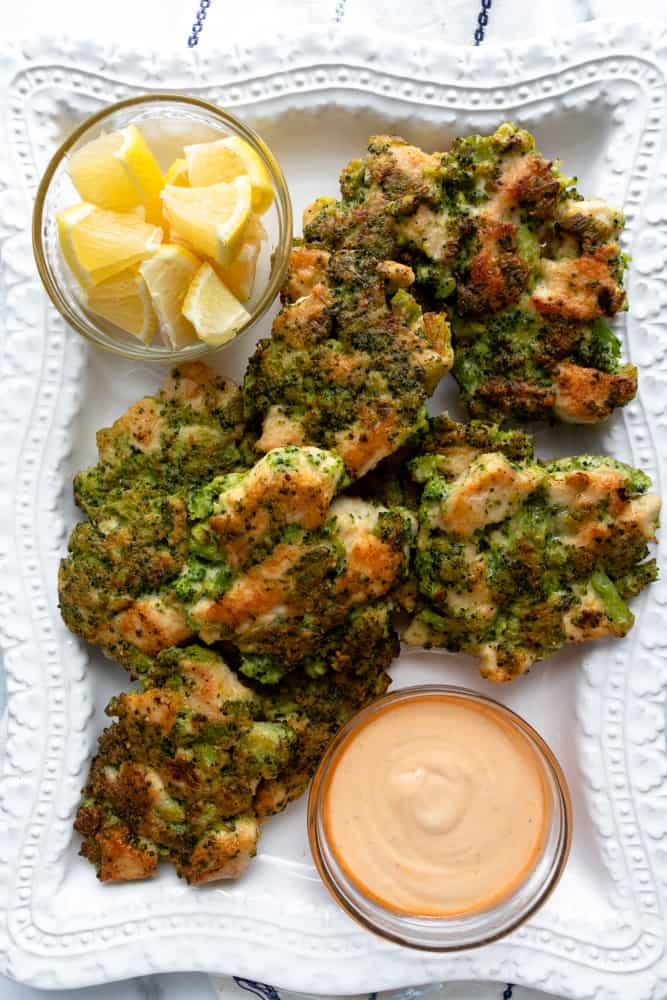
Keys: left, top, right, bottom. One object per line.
{"left": 0, "top": 19, "right": 667, "bottom": 997}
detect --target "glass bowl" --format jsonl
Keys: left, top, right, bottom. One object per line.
{"left": 308, "top": 685, "right": 572, "bottom": 951}
{"left": 32, "top": 94, "right": 292, "bottom": 362}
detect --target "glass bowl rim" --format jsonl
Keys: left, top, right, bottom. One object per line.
{"left": 32, "top": 92, "right": 293, "bottom": 362}
{"left": 307, "top": 683, "right": 573, "bottom": 952}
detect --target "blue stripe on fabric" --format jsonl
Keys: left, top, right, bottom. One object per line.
{"left": 233, "top": 979, "right": 281, "bottom": 1000}
{"left": 187, "top": 0, "right": 212, "bottom": 47}
{"left": 473, "top": 0, "right": 493, "bottom": 44}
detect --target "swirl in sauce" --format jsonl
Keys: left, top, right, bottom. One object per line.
{"left": 323, "top": 694, "right": 549, "bottom": 917}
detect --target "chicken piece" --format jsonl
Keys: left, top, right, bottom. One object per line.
{"left": 244, "top": 247, "right": 452, "bottom": 478}
{"left": 110, "top": 596, "right": 192, "bottom": 656}
{"left": 404, "top": 433, "right": 660, "bottom": 681}
{"left": 303, "top": 124, "right": 635, "bottom": 425}
{"left": 456, "top": 219, "right": 531, "bottom": 315}
{"left": 184, "top": 818, "right": 259, "bottom": 884}
{"left": 552, "top": 361, "right": 637, "bottom": 423}
{"left": 376, "top": 260, "right": 415, "bottom": 289}
{"left": 530, "top": 247, "right": 626, "bottom": 322}
{"left": 434, "top": 454, "right": 544, "bottom": 537}
{"left": 283, "top": 245, "right": 331, "bottom": 301}
{"left": 205, "top": 446, "right": 345, "bottom": 567}
{"left": 75, "top": 642, "right": 392, "bottom": 884}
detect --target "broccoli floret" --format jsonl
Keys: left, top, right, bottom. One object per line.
{"left": 590, "top": 570, "right": 634, "bottom": 634}
{"left": 240, "top": 654, "right": 292, "bottom": 685}
{"left": 614, "top": 560, "right": 658, "bottom": 598}
{"left": 238, "top": 722, "right": 295, "bottom": 779}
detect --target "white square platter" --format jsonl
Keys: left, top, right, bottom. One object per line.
{"left": 1, "top": 19, "right": 667, "bottom": 997}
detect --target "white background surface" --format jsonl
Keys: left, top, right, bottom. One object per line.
{"left": 3, "top": 0, "right": 666, "bottom": 48}
{"left": 2, "top": 1, "right": 667, "bottom": 998}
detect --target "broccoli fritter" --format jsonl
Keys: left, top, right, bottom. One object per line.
{"left": 75, "top": 643, "right": 392, "bottom": 883}
{"left": 243, "top": 245, "right": 453, "bottom": 477}
{"left": 303, "top": 124, "right": 636, "bottom": 424}
{"left": 74, "top": 361, "right": 249, "bottom": 518}
{"left": 404, "top": 435, "right": 660, "bottom": 681}
{"left": 61, "top": 423, "right": 415, "bottom": 682}
{"left": 59, "top": 488, "right": 190, "bottom": 649}
{"left": 60, "top": 365, "right": 241, "bottom": 659}
{"left": 75, "top": 447, "right": 414, "bottom": 679}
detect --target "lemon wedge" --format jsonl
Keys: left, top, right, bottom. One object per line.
{"left": 184, "top": 136, "right": 274, "bottom": 214}
{"left": 139, "top": 244, "right": 200, "bottom": 348}
{"left": 214, "top": 244, "right": 259, "bottom": 303}
{"left": 161, "top": 176, "right": 252, "bottom": 266}
{"left": 164, "top": 157, "right": 189, "bottom": 187}
{"left": 68, "top": 124, "right": 165, "bottom": 224}
{"left": 85, "top": 269, "right": 157, "bottom": 342}
{"left": 182, "top": 262, "right": 251, "bottom": 345}
{"left": 214, "top": 214, "right": 267, "bottom": 302}
{"left": 160, "top": 161, "right": 189, "bottom": 242}
{"left": 57, "top": 203, "right": 163, "bottom": 288}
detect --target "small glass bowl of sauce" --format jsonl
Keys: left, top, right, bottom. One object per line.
{"left": 308, "top": 685, "right": 571, "bottom": 950}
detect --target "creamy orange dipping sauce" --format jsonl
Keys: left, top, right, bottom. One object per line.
{"left": 323, "top": 695, "right": 549, "bottom": 917}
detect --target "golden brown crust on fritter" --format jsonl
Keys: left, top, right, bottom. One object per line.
{"left": 358, "top": 135, "right": 442, "bottom": 216}
{"left": 93, "top": 822, "right": 159, "bottom": 882}
{"left": 474, "top": 378, "right": 556, "bottom": 421}
{"left": 100, "top": 398, "right": 162, "bottom": 457}
{"left": 484, "top": 153, "right": 562, "bottom": 220}
{"left": 552, "top": 362, "right": 637, "bottom": 423}
{"left": 458, "top": 219, "right": 530, "bottom": 315}
{"left": 160, "top": 360, "right": 239, "bottom": 408}
{"left": 191, "top": 542, "right": 307, "bottom": 634}
{"left": 530, "top": 246, "right": 626, "bottom": 322}
{"left": 376, "top": 260, "right": 415, "bottom": 289}
{"left": 111, "top": 597, "right": 192, "bottom": 655}
{"left": 272, "top": 281, "right": 333, "bottom": 347}
{"left": 284, "top": 246, "right": 331, "bottom": 300}
{"left": 184, "top": 820, "right": 259, "bottom": 884}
